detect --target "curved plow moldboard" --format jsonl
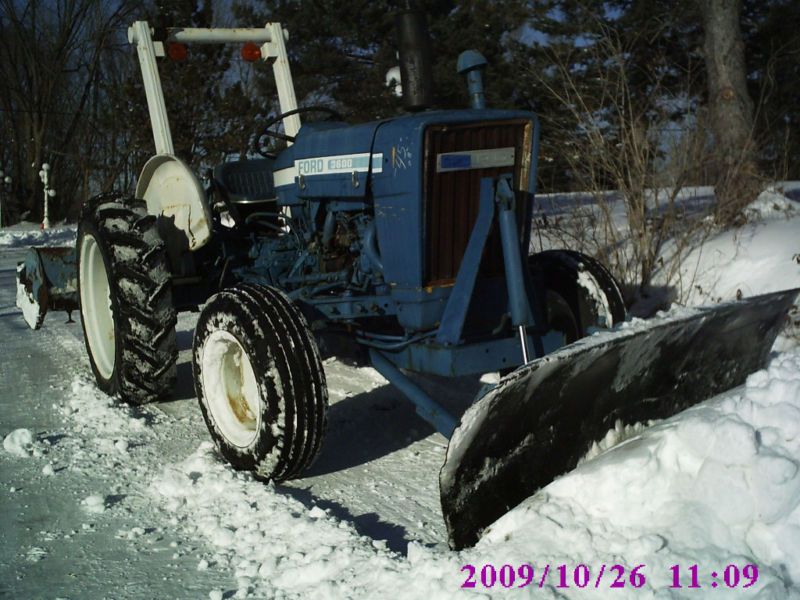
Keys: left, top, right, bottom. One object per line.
{"left": 440, "top": 288, "right": 800, "bottom": 550}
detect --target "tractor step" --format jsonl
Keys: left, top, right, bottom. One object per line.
{"left": 440, "top": 288, "right": 799, "bottom": 550}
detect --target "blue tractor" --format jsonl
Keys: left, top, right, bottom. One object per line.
{"left": 17, "top": 13, "right": 797, "bottom": 549}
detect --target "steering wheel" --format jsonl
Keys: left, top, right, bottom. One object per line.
{"left": 255, "top": 106, "right": 344, "bottom": 158}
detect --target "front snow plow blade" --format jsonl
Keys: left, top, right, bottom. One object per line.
{"left": 440, "top": 288, "right": 799, "bottom": 550}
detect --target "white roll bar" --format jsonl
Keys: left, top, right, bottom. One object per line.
{"left": 127, "top": 21, "right": 301, "bottom": 156}
{"left": 165, "top": 27, "right": 277, "bottom": 44}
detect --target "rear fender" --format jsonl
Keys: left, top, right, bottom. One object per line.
{"left": 136, "top": 154, "right": 212, "bottom": 251}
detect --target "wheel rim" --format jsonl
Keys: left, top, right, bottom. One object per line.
{"left": 201, "top": 330, "right": 262, "bottom": 448}
{"left": 79, "top": 234, "right": 116, "bottom": 379}
{"left": 546, "top": 290, "right": 579, "bottom": 343}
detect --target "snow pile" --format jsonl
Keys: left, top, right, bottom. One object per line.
{"left": 745, "top": 188, "right": 797, "bottom": 219}
{"left": 0, "top": 222, "right": 76, "bottom": 247}
{"left": 674, "top": 190, "right": 799, "bottom": 306}
{"left": 66, "top": 378, "right": 149, "bottom": 437}
{"left": 2, "top": 428, "right": 42, "bottom": 458}
{"left": 478, "top": 350, "right": 800, "bottom": 597}
{"left": 150, "top": 442, "right": 423, "bottom": 599}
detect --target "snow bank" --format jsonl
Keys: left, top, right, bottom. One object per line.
{"left": 0, "top": 222, "right": 76, "bottom": 248}
{"left": 745, "top": 188, "right": 797, "bottom": 219}
{"left": 672, "top": 189, "right": 799, "bottom": 306}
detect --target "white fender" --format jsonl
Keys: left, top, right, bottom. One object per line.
{"left": 136, "top": 154, "right": 213, "bottom": 250}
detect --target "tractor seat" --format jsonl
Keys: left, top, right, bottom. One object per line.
{"left": 213, "top": 159, "right": 278, "bottom": 224}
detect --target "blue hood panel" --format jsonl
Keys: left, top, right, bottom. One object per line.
{"left": 273, "top": 121, "right": 386, "bottom": 198}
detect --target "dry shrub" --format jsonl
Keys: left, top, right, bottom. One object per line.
{"left": 529, "top": 24, "right": 716, "bottom": 307}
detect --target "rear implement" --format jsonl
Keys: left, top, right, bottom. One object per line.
{"left": 16, "top": 246, "right": 78, "bottom": 329}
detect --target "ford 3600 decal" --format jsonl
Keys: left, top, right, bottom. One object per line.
{"left": 274, "top": 153, "right": 383, "bottom": 187}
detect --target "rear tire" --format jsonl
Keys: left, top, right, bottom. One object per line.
{"left": 77, "top": 193, "right": 177, "bottom": 404}
{"left": 193, "top": 284, "right": 328, "bottom": 481}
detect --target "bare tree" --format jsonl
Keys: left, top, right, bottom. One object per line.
{"left": 698, "top": 0, "right": 760, "bottom": 223}
{"left": 529, "top": 24, "right": 713, "bottom": 304}
{"left": 0, "top": 0, "right": 135, "bottom": 221}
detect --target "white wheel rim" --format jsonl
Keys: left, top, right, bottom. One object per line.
{"left": 79, "top": 234, "right": 116, "bottom": 379}
{"left": 201, "top": 330, "right": 262, "bottom": 448}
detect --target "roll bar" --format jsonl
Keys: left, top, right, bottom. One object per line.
{"left": 127, "top": 21, "right": 301, "bottom": 155}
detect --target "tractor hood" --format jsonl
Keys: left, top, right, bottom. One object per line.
{"left": 273, "top": 120, "right": 386, "bottom": 199}
{"left": 272, "top": 108, "right": 537, "bottom": 204}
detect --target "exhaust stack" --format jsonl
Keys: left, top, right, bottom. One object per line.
{"left": 395, "top": 10, "right": 434, "bottom": 111}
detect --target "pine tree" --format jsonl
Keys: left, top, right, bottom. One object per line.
{"left": 743, "top": 0, "right": 800, "bottom": 180}
{"left": 235, "top": 0, "right": 529, "bottom": 125}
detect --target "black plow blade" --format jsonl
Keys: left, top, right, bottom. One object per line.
{"left": 440, "top": 288, "right": 799, "bottom": 550}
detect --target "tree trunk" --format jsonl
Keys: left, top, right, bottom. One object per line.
{"left": 698, "top": 0, "right": 760, "bottom": 223}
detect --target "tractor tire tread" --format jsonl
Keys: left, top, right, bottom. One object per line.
{"left": 237, "top": 284, "right": 326, "bottom": 479}
{"left": 243, "top": 284, "right": 328, "bottom": 477}
{"left": 193, "top": 285, "right": 327, "bottom": 483}
{"left": 78, "top": 194, "right": 176, "bottom": 405}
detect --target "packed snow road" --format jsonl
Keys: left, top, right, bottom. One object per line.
{"left": 2, "top": 194, "right": 800, "bottom": 599}
{"left": 1, "top": 245, "right": 232, "bottom": 597}
{"left": 0, "top": 239, "right": 462, "bottom": 598}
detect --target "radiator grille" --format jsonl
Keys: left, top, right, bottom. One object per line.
{"left": 423, "top": 120, "right": 531, "bottom": 286}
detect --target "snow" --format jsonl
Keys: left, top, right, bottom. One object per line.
{"left": 0, "top": 222, "right": 76, "bottom": 248}
{"left": 3, "top": 428, "right": 40, "bottom": 458}
{"left": 675, "top": 191, "right": 800, "bottom": 306}
{"left": 745, "top": 187, "right": 797, "bottom": 219}
{"left": 1, "top": 185, "right": 800, "bottom": 598}
{"left": 479, "top": 350, "right": 800, "bottom": 596}
{"left": 580, "top": 419, "right": 650, "bottom": 463}
{"left": 151, "top": 441, "right": 406, "bottom": 597}
{"left": 81, "top": 495, "right": 107, "bottom": 514}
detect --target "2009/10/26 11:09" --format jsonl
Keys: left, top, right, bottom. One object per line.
{"left": 460, "top": 563, "right": 760, "bottom": 590}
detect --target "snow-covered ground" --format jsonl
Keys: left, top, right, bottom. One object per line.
{"left": 1, "top": 189, "right": 799, "bottom": 599}
{"left": 0, "top": 221, "right": 76, "bottom": 248}
{"left": 676, "top": 188, "right": 800, "bottom": 306}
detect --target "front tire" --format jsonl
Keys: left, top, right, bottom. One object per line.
{"left": 77, "top": 194, "right": 177, "bottom": 404}
{"left": 193, "top": 284, "right": 328, "bottom": 482}
{"left": 529, "top": 249, "right": 626, "bottom": 339}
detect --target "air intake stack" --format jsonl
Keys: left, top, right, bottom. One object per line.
{"left": 457, "top": 50, "right": 488, "bottom": 110}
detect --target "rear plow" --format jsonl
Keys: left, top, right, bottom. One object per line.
{"left": 15, "top": 246, "right": 78, "bottom": 329}
{"left": 439, "top": 288, "right": 799, "bottom": 549}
